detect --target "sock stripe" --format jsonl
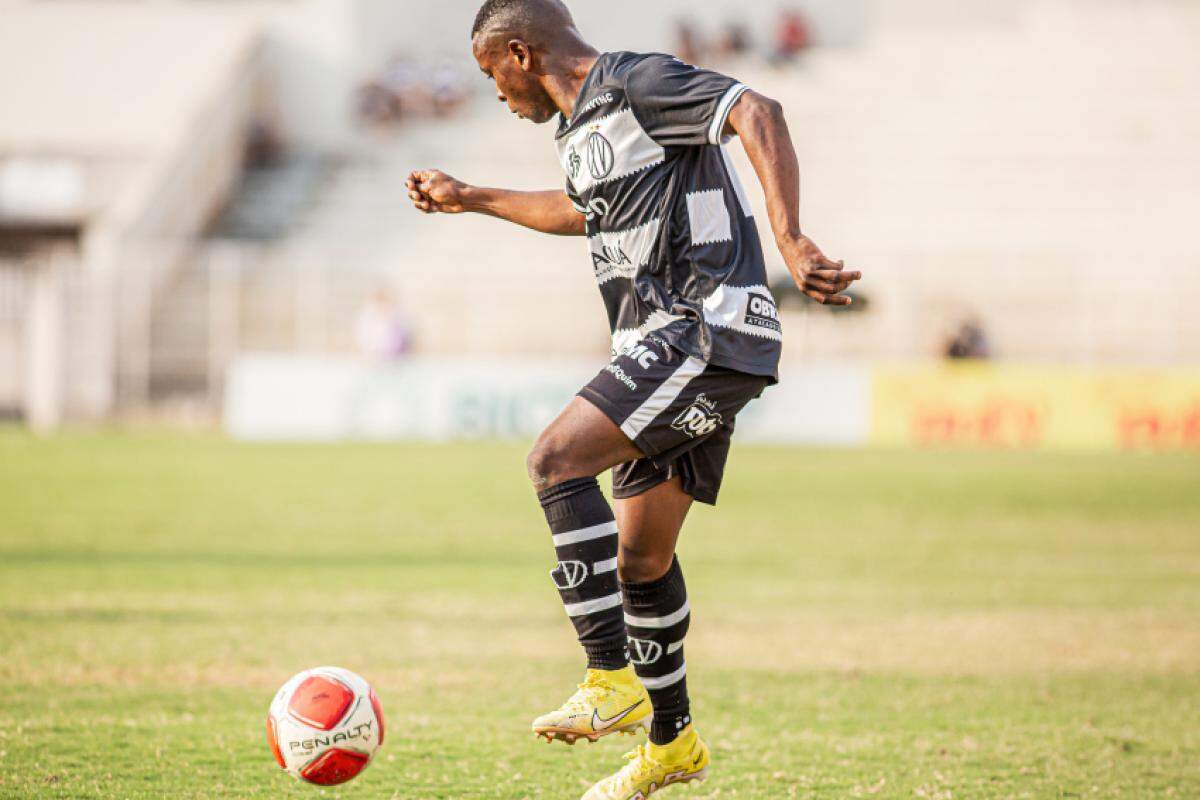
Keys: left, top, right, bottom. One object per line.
{"left": 564, "top": 592, "right": 624, "bottom": 617}
{"left": 624, "top": 600, "right": 690, "bottom": 629}
{"left": 640, "top": 662, "right": 687, "bottom": 690}
{"left": 551, "top": 520, "right": 618, "bottom": 547}
{"left": 667, "top": 640, "right": 684, "bottom": 654}
{"left": 593, "top": 557, "right": 618, "bottom": 574}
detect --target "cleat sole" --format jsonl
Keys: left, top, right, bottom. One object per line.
{"left": 532, "top": 718, "right": 647, "bottom": 746}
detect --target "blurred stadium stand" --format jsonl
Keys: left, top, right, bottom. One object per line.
{"left": 0, "top": 0, "right": 1198, "bottom": 429}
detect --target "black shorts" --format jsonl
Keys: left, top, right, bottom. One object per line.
{"left": 578, "top": 337, "right": 770, "bottom": 506}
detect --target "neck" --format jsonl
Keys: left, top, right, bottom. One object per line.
{"left": 542, "top": 37, "right": 601, "bottom": 118}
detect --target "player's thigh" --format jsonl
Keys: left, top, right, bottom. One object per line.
{"left": 527, "top": 395, "right": 644, "bottom": 487}
{"left": 614, "top": 476, "right": 694, "bottom": 583}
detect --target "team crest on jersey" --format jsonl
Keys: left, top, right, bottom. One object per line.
{"left": 744, "top": 292, "right": 781, "bottom": 333}
{"left": 627, "top": 638, "right": 663, "bottom": 666}
{"left": 586, "top": 130, "right": 615, "bottom": 180}
{"left": 672, "top": 394, "right": 723, "bottom": 438}
{"left": 551, "top": 560, "right": 589, "bottom": 590}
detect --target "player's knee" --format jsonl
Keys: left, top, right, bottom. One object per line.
{"left": 526, "top": 435, "right": 572, "bottom": 489}
{"left": 617, "top": 546, "right": 673, "bottom": 584}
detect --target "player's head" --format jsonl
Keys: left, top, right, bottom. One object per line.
{"left": 471, "top": 0, "right": 579, "bottom": 124}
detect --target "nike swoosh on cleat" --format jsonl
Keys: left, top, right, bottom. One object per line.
{"left": 592, "top": 699, "right": 645, "bottom": 731}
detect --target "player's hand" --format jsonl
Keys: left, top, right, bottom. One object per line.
{"left": 406, "top": 169, "right": 471, "bottom": 214}
{"left": 779, "top": 234, "right": 861, "bottom": 306}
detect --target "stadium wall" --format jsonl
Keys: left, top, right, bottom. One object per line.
{"left": 225, "top": 356, "right": 1200, "bottom": 452}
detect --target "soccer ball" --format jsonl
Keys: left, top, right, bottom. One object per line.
{"left": 266, "top": 666, "right": 385, "bottom": 786}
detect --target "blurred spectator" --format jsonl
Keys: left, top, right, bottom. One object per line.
{"left": 945, "top": 318, "right": 992, "bottom": 360}
{"left": 358, "top": 55, "right": 468, "bottom": 128}
{"left": 244, "top": 119, "right": 284, "bottom": 169}
{"left": 770, "top": 8, "right": 813, "bottom": 65}
{"left": 714, "top": 22, "right": 752, "bottom": 61}
{"left": 355, "top": 289, "right": 414, "bottom": 361}
{"left": 673, "top": 20, "right": 706, "bottom": 66}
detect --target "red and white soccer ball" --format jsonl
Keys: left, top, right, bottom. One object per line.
{"left": 266, "top": 666, "right": 385, "bottom": 786}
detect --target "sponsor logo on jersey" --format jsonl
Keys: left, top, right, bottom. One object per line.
{"left": 603, "top": 363, "right": 638, "bottom": 391}
{"left": 628, "top": 638, "right": 663, "bottom": 666}
{"left": 672, "top": 394, "right": 723, "bottom": 438}
{"left": 587, "top": 131, "right": 615, "bottom": 180}
{"left": 567, "top": 147, "right": 582, "bottom": 181}
{"left": 624, "top": 344, "right": 661, "bottom": 370}
{"left": 744, "top": 292, "right": 781, "bottom": 333}
{"left": 578, "top": 91, "right": 616, "bottom": 116}
{"left": 551, "top": 560, "right": 589, "bottom": 590}
{"left": 592, "top": 242, "right": 632, "bottom": 282}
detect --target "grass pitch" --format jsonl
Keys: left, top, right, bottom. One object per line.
{"left": 0, "top": 430, "right": 1197, "bottom": 799}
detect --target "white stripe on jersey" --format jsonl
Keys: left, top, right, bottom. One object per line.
{"left": 720, "top": 145, "right": 754, "bottom": 218}
{"left": 708, "top": 83, "right": 749, "bottom": 145}
{"left": 557, "top": 106, "right": 666, "bottom": 195}
{"left": 686, "top": 189, "right": 733, "bottom": 246}
{"left": 620, "top": 360, "right": 707, "bottom": 441}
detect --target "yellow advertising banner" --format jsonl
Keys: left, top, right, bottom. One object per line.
{"left": 871, "top": 364, "right": 1200, "bottom": 451}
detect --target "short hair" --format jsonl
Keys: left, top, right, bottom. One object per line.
{"left": 472, "top": 0, "right": 574, "bottom": 40}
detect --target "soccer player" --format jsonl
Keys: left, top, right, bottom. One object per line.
{"left": 406, "top": 1, "right": 860, "bottom": 796}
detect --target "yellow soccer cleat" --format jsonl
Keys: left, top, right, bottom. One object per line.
{"left": 532, "top": 665, "right": 651, "bottom": 745}
{"left": 581, "top": 725, "right": 710, "bottom": 800}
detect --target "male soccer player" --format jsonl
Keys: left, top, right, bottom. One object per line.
{"left": 406, "top": 1, "right": 860, "bottom": 796}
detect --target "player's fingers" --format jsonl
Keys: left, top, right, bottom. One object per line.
{"left": 804, "top": 289, "right": 828, "bottom": 304}
{"left": 805, "top": 278, "right": 840, "bottom": 294}
{"left": 825, "top": 294, "right": 853, "bottom": 306}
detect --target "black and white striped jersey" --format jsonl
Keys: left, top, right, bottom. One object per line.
{"left": 556, "top": 51, "right": 782, "bottom": 381}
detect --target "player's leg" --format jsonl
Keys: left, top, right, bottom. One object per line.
{"left": 529, "top": 397, "right": 652, "bottom": 743}
{"left": 615, "top": 477, "right": 694, "bottom": 745}
{"left": 580, "top": 473, "right": 711, "bottom": 800}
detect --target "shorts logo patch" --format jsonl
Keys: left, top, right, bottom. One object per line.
{"left": 744, "top": 292, "right": 781, "bottom": 333}
{"left": 628, "top": 638, "right": 663, "bottom": 666}
{"left": 672, "top": 394, "right": 723, "bottom": 438}
{"left": 551, "top": 560, "right": 589, "bottom": 590}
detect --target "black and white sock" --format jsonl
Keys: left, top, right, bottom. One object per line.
{"left": 538, "top": 478, "right": 629, "bottom": 671}
{"left": 623, "top": 557, "right": 692, "bottom": 745}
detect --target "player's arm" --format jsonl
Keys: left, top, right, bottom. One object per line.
{"left": 406, "top": 170, "right": 586, "bottom": 236}
{"left": 725, "top": 92, "right": 861, "bottom": 305}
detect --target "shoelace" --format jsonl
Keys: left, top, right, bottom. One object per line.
{"left": 565, "top": 675, "right": 614, "bottom": 712}
{"left": 620, "top": 744, "right": 662, "bottom": 778}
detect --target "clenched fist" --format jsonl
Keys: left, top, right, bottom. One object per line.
{"left": 406, "top": 170, "right": 472, "bottom": 214}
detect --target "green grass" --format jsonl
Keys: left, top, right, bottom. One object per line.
{"left": 0, "top": 430, "right": 1197, "bottom": 799}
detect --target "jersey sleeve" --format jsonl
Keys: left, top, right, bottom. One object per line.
{"left": 565, "top": 177, "right": 583, "bottom": 211}
{"left": 622, "top": 54, "right": 749, "bottom": 147}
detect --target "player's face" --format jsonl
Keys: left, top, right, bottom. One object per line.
{"left": 473, "top": 36, "right": 558, "bottom": 124}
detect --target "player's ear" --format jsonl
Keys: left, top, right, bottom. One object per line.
{"left": 508, "top": 39, "right": 535, "bottom": 72}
